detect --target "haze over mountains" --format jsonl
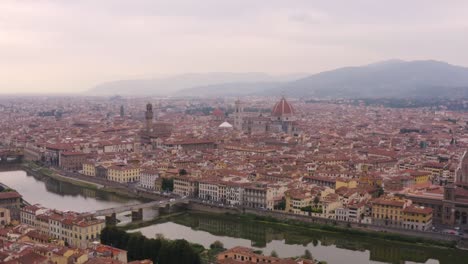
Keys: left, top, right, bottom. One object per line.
{"left": 88, "top": 73, "right": 305, "bottom": 96}
{"left": 88, "top": 60, "right": 468, "bottom": 98}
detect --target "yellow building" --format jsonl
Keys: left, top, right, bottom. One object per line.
{"left": 69, "top": 217, "right": 106, "bottom": 249}
{"left": 407, "top": 170, "right": 431, "bottom": 184}
{"left": 402, "top": 205, "right": 433, "bottom": 231}
{"left": 45, "top": 248, "right": 88, "bottom": 264}
{"left": 21, "top": 206, "right": 105, "bottom": 249}
{"left": 284, "top": 188, "right": 312, "bottom": 215}
{"left": 108, "top": 165, "right": 141, "bottom": 183}
{"left": 335, "top": 178, "right": 358, "bottom": 190}
{"left": 371, "top": 197, "right": 410, "bottom": 227}
{"left": 82, "top": 162, "right": 96, "bottom": 177}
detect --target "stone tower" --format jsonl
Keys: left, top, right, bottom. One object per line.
{"left": 456, "top": 151, "right": 468, "bottom": 186}
{"left": 233, "top": 99, "right": 244, "bottom": 130}
{"left": 120, "top": 105, "right": 124, "bottom": 117}
{"left": 145, "top": 103, "right": 153, "bottom": 133}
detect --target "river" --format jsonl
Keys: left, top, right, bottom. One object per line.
{"left": 0, "top": 170, "right": 158, "bottom": 223}
{"left": 130, "top": 212, "right": 468, "bottom": 264}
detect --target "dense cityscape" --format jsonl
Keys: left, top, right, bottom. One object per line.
{"left": 2, "top": 1, "right": 468, "bottom": 264}
{"left": 0, "top": 95, "right": 467, "bottom": 263}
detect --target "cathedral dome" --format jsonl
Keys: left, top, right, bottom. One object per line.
{"left": 212, "top": 108, "right": 225, "bottom": 118}
{"left": 272, "top": 97, "right": 294, "bottom": 117}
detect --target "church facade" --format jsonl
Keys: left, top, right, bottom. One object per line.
{"left": 232, "top": 97, "right": 299, "bottom": 135}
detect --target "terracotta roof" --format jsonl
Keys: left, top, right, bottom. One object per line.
{"left": 403, "top": 205, "right": 432, "bottom": 215}
{"left": 0, "top": 192, "right": 22, "bottom": 199}
{"left": 272, "top": 97, "right": 294, "bottom": 117}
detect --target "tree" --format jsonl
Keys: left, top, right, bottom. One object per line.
{"left": 270, "top": 250, "right": 278, "bottom": 257}
{"left": 313, "top": 196, "right": 320, "bottom": 207}
{"left": 156, "top": 233, "right": 166, "bottom": 240}
{"left": 100, "top": 227, "right": 109, "bottom": 245}
{"left": 162, "top": 178, "right": 174, "bottom": 191}
{"left": 100, "top": 227, "right": 201, "bottom": 264}
{"left": 303, "top": 249, "right": 313, "bottom": 260}
{"left": 179, "top": 169, "right": 188, "bottom": 176}
{"left": 376, "top": 186, "right": 384, "bottom": 197}
{"left": 312, "top": 239, "right": 318, "bottom": 247}
{"left": 210, "top": 240, "right": 224, "bottom": 250}
{"left": 127, "top": 235, "right": 140, "bottom": 260}
{"left": 274, "top": 198, "right": 286, "bottom": 210}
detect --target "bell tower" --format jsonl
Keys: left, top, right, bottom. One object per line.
{"left": 145, "top": 103, "right": 153, "bottom": 133}
{"left": 233, "top": 99, "right": 244, "bottom": 130}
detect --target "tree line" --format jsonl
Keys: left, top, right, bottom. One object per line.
{"left": 100, "top": 226, "right": 201, "bottom": 264}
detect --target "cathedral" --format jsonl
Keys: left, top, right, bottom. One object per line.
{"left": 232, "top": 97, "right": 300, "bottom": 135}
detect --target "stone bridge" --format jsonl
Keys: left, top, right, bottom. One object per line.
{"left": 89, "top": 198, "right": 189, "bottom": 225}
{"left": 0, "top": 149, "right": 24, "bottom": 165}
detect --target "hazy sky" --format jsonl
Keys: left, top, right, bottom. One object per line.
{"left": 1, "top": 0, "right": 468, "bottom": 93}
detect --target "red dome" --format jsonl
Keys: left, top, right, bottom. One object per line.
{"left": 212, "top": 108, "right": 224, "bottom": 117}
{"left": 272, "top": 97, "right": 294, "bottom": 117}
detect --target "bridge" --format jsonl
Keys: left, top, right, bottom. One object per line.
{"left": 88, "top": 197, "right": 189, "bottom": 225}
{"left": 0, "top": 149, "right": 24, "bottom": 165}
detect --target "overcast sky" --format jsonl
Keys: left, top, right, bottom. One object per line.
{"left": 1, "top": 0, "right": 468, "bottom": 93}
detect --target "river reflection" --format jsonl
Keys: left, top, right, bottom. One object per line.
{"left": 0, "top": 170, "right": 139, "bottom": 212}
{"left": 131, "top": 213, "right": 468, "bottom": 264}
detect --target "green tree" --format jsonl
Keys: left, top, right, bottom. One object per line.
{"left": 101, "top": 227, "right": 200, "bottom": 264}
{"left": 313, "top": 196, "right": 320, "bottom": 207}
{"left": 162, "top": 178, "right": 174, "bottom": 191}
{"left": 274, "top": 198, "right": 286, "bottom": 210}
{"left": 270, "top": 250, "right": 278, "bottom": 257}
{"left": 376, "top": 186, "right": 384, "bottom": 197}
{"left": 303, "top": 249, "right": 313, "bottom": 259}
{"left": 100, "top": 227, "right": 109, "bottom": 245}
{"left": 210, "top": 240, "right": 224, "bottom": 250}
{"left": 312, "top": 239, "right": 318, "bottom": 247}
{"left": 127, "top": 235, "right": 139, "bottom": 260}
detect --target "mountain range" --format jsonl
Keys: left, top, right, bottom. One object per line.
{"left": 88, "top": 60, "right": 468, "bottom": 98}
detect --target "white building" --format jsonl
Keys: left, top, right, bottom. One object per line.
{"left": 199, "top": 180, "right": 220, "bottom": 202}
{"left": 139, "top": 170, "right": 159, "bottom": 190}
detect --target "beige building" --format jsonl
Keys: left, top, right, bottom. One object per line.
{"left": 20, "top": 205, "right": 105, "bottom": 249}
{"left": 0, "top": 207, "right": 11, "bottom": 226}
{"left": 107, "top": 165, "right": 141, "bottom": 183}
{"left": 82, "top": 162, "right": 96, "bottom": 176}
{"left": 173, "top": 176, "right": 199, "bottom": 197}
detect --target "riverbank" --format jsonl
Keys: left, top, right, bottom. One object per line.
{"left": 21, "top": 162, "right": 102, "bottom": 189}
{"left": 234, "top": 212, "right": 457, "bottom": 248}
{"left": 13, "top": 162, "right": 465, "bottom": 250}
{"left": 127, "top": 211, "right": 468, "bottom": 264}
{"left": 186, "top": 201, "right": 462, "bottom": 249}
{"left": 19, "top": 162, "right": 152, "bottom": 201}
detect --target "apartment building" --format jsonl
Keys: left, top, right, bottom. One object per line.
{"left": 20, "top": 206, "right": 105, "bottom": 249}
{"left": 139, "top": 169, "right": 159, "bottom": 190}
{"left": 402, "top": 205, "right": 433, "bottom": 231}
{"left": 371, "top": 197, "right": 411, "bottom": 227}
{"left": 107, "top": 165, "right": 140, "bottom": 183}
{"left": 173, "top": 176, "right": 199, "bottom": 197}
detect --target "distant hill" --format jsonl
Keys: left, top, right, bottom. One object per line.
{"left": 271, "top": 60, "right": 468, "bottom": 98}
{"left": 174, "top": 82, "right": 281, "bottom": 97}
{"left": 87, "top": 72, "right": 301, "bottom": 96}
{"left": 87, "top": 60, "right": 468, "bottom": 98}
